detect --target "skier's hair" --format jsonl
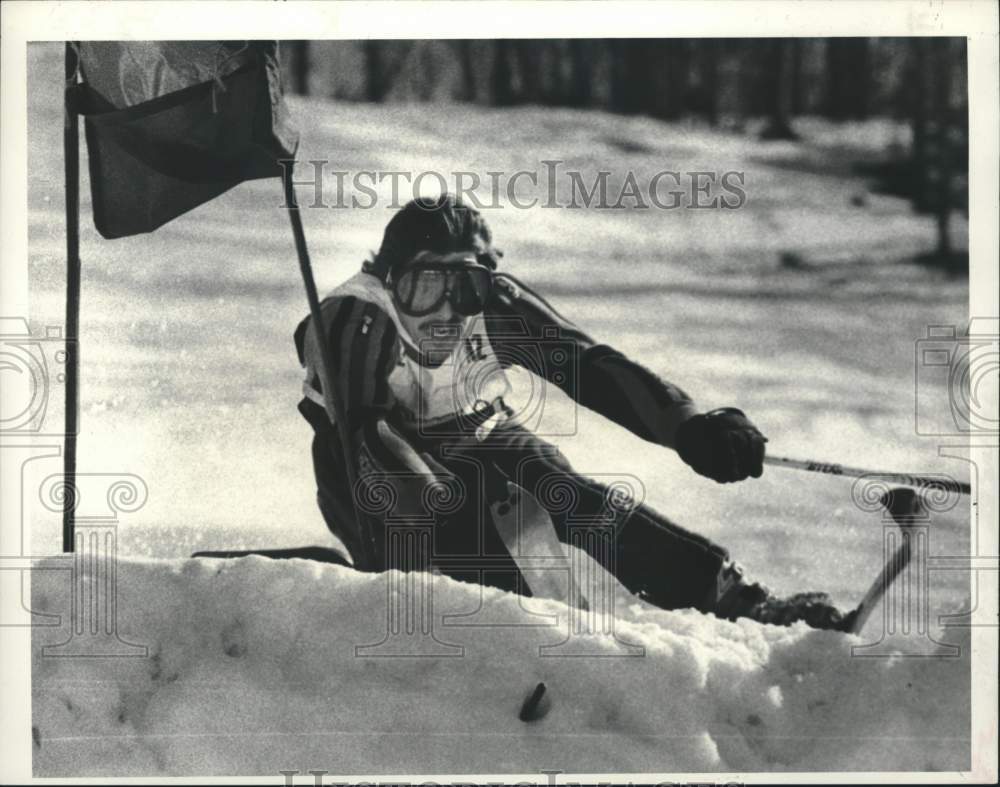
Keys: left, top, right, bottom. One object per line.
{"left": 365, "top": 194, "right": 501, "bottom": 281}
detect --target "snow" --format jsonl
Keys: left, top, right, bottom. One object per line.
{"left": 22, "top": 42, "right": 975, "bottom": 776}
{"left": 31, "top": 555, "right": 969, "bottom": 776}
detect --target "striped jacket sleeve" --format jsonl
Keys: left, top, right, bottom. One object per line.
{"left": 295, "top": 295, "right": 439, "bottom": 479}
{"left": 485, "top": 273, "right": 698, "bottom": 449}
{"left": 295, "top": 295, "right": 399, "bottom": 434}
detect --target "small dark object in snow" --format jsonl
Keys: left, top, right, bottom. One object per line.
{"left": 604, "top": 136, "right": 655, "bottom": 155}
{"left": 519, "top": 682, "right": 551, "bottom": 722}
{"left": 780, "top": 251, "right": 806, "bottom": 270}
{"left": 851, "top": 193, "right": 868, "bottom": 207}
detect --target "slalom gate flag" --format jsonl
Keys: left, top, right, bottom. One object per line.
{"left": 66, "top": 41, "right": 299, "bottom": 239}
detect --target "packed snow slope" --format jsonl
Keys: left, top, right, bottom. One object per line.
{"left": 32, "top": 555, "right": 969, "bottom": 776}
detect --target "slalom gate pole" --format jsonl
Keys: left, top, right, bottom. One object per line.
{"left": 763, "top": 454, "right": 971, "bottom": 496}
{"left": 63, "top": 43, "right": 81, "bottom": 553}
{"left": 282, "top": 164, "right": 372, "bottom": 567}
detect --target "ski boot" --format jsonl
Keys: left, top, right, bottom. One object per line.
{"left": 708, "top": 561, "right": 854, "bottom": 631}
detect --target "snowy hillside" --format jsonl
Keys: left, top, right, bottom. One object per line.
{"left": 32, "top": 555, "right": 969, "bottom": 776}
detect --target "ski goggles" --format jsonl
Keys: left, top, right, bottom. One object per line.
{"left": 387, "top": 251, "right": 495, "bottom": 318}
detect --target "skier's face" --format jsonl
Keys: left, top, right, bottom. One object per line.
{"left": 388, "top": 252, "right": 492, "bottom": 353}
{"left": 395, "top": 295, "right": 470, "bottom": 352}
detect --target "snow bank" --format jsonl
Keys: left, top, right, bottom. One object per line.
{"left": 31, "top": 555, "right": 969, "bottom": 776}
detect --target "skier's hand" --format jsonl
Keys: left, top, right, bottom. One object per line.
{"left": 675, "top": 408, "right": 767, "bottom": 483}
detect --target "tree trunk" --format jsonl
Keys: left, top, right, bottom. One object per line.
{"left": 646, "top": 40, "right": 688, "bottom": 121}
{"left": 735, "top": 40, "right": 758, "bottom": 119}
{"left": 288, "top": 41, "right": 310, "bottom": 96}
{"left": 761, "top": 39, "right": 799, "bottom": 139}
{"left": 700, "top": 39, "right": 720, "bottom": 126}
{"left": 854, "top": 38, "right": 871, "bottom": 119}
{"left": 910, "top": 38, "right": 929, "bottom": 212}
{"left": 363, "top": 41, "right": 387, "bottom": 102}
{"left": 363, "top": 42, "right": 416, "bottom": 103}
{"left": 454, "top": 40, "right": 477, "bottom": 103}
{"left": 825, "top": 38, "right": 870, "bottom": 119}
{"left": 824, "top": 38, "right": 846, "bottom": 118}
{"left": 609, "top": 40, "right": 646, "bottom": 114}
{"left": 789, "top": 39, "right": 804, "bottom": 115}
{"left": 514, "top": 41, "right": 543, "bottom": 104}
{"left": 490, "top": 40, "right": 515, "bottom": 106}
{"left": 932, "top": 38, "right": 953, "bottom": 264}
{"left": 538, "top": 41, "right": 566, "bottom": 105}
{"left": 567, "top": 39, "right": 592, "bottom": 108}
{"left": 414, "top": 42, "right": 438, "bottom": 101}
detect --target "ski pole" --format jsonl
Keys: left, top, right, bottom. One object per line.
{"left": 763, "top": 454, "right": 971, "bottom": 496}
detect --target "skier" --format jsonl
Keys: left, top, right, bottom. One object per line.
{"left": 295, "top": 194, "right": 850, "bottom": 630}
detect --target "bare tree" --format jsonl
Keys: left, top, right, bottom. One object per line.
{"left": 609, "top": 39, "right": 646, "bottom": 114}
{"left": 696, "top": 39, "right": 720, "bottom": 126}
{"left": 644, "top": 40, "right": 688, "bottom": 120}
{"left": 415, "top": 43, "right": 439, "bottom": 101}
{"left": 453, "top": 40, "right": 477, "bottom": 103}
{"left": 490, "top": 40, "right": 515, "bottom": 106}
{"left": 909, "top": 38, "right": 929, "bottom": 209}
{"left": 789, "top": 39, "right": 804, "bottom": 115}
{"left": 362, "top": 42, "right": 415, "bottom": 102}
{"left": 363, "top": 41, "right": 387, "bottom": 102}
{"left": 567, "top": 39, "right": 593, "bottom": 108}
{"left": 932, "top": 38, "right": 954, "bottom": 265}
{"left": 825, "top": 38, "right": 871, "bottom": 119}
{"left": 286, "top": 41, "right": 310, "bottom": 96}
{"left": 513, "top": 41, "right": 543, "bottom": 103}
{"left": 761, "top": 39, "right": 799, "bottom": 139}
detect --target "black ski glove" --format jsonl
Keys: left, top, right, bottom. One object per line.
{"left": 675, "top": 407, "right": 767, "bottom": 483}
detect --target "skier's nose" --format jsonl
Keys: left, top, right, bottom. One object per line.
{"left": 437, "top": 299, "right": 456, "bottom": 323}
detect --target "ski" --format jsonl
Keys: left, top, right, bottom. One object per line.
{"left": 845, "top": 487, "right": 924, "bottom": 634}
{"left": 490, "top": 480, "right": 592, "bottom": 610}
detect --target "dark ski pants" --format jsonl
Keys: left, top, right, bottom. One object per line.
{"left": 311, "top": 421, "right": 729, "bottom": 612}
